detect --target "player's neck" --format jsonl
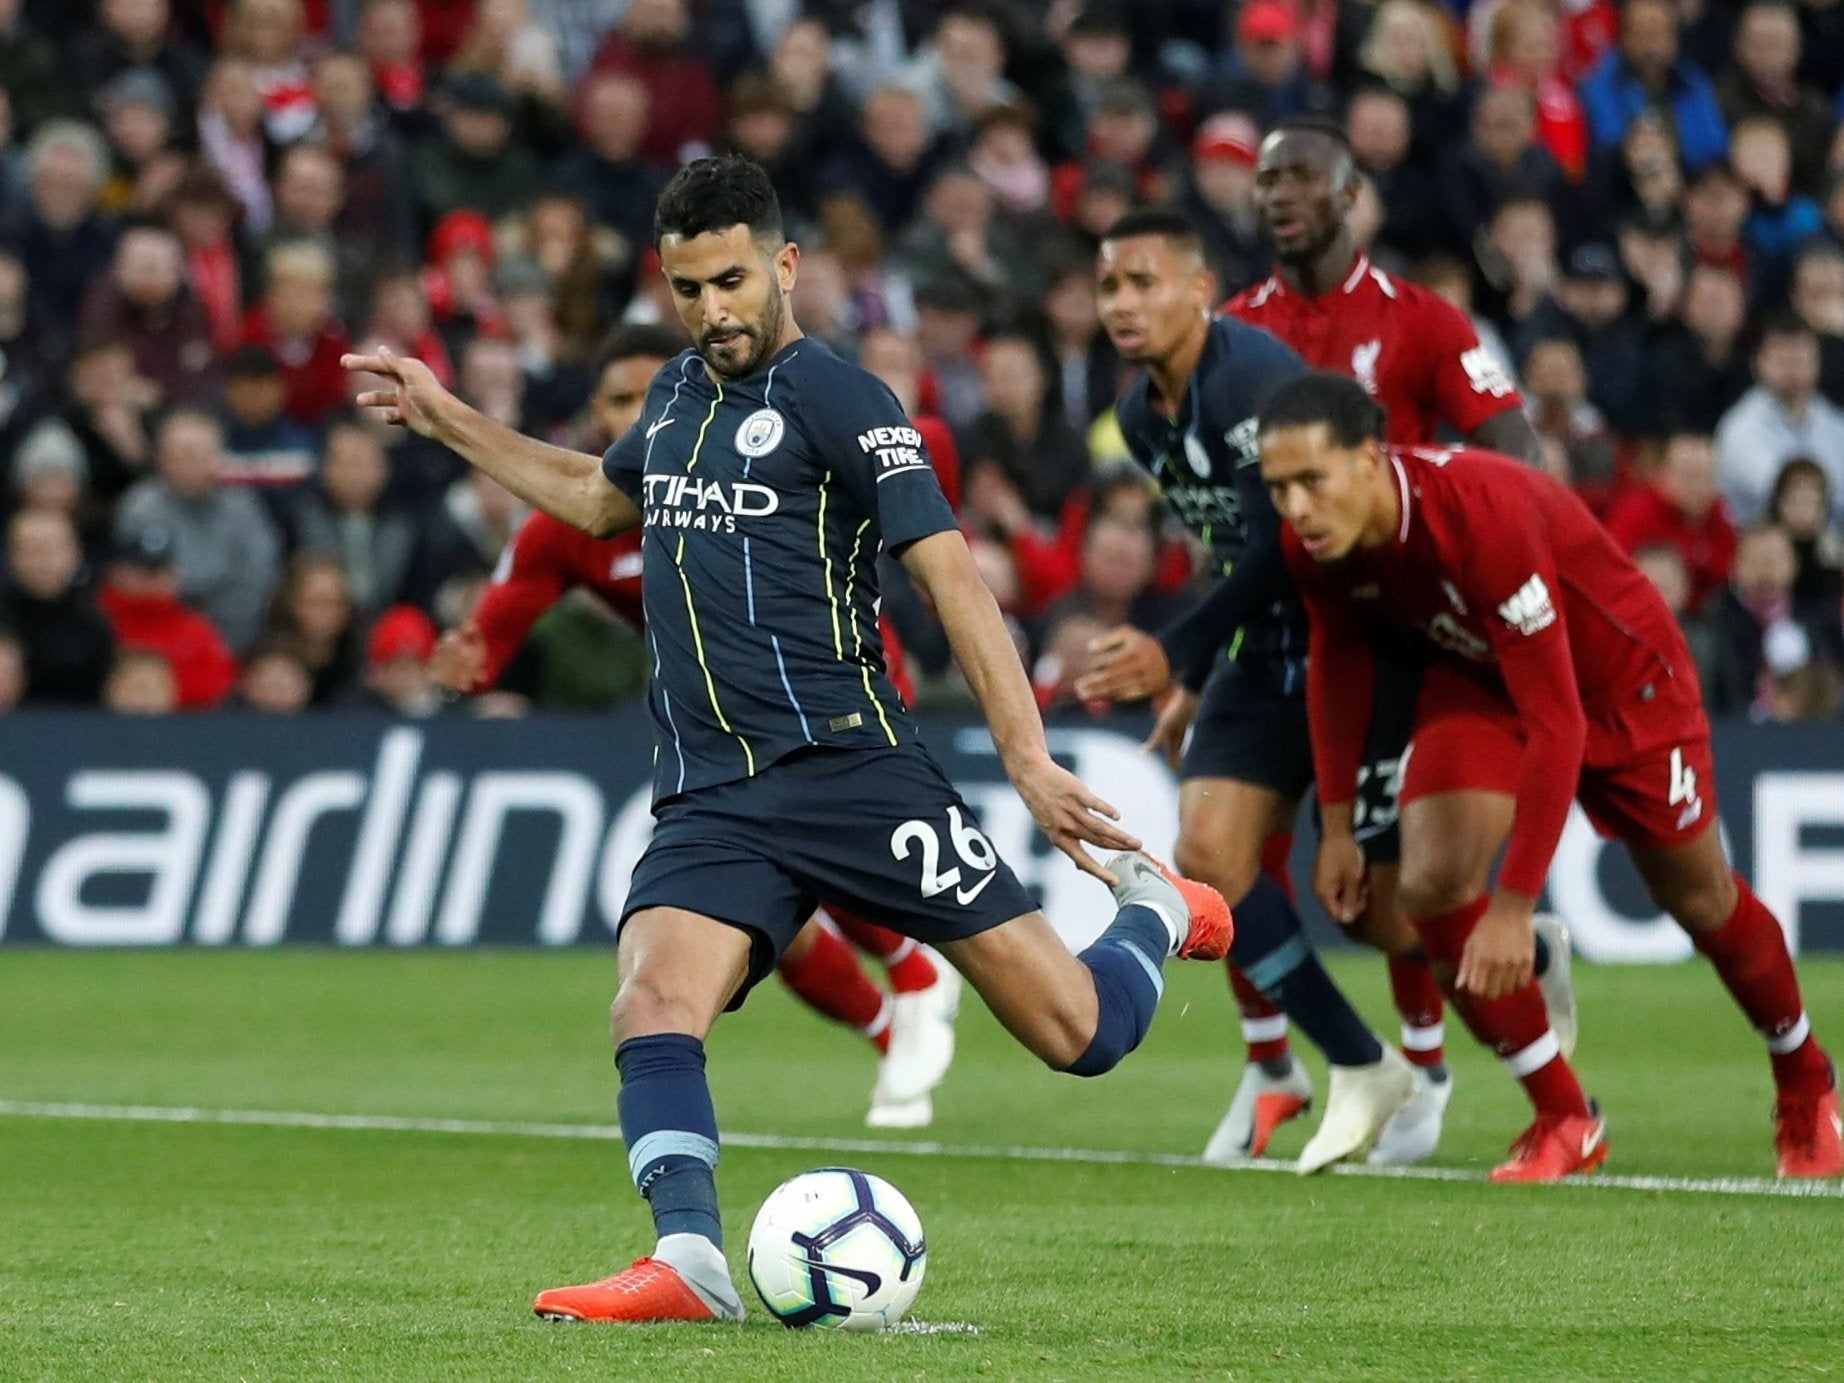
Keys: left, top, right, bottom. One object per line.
{"left": 1147, "top": 314, "right": 1211, "bottom": 418}
{"left": 1360, "top": 462, "right": 1401, "bottom": 548}
{"left": 1282, "top": 235, "right": 1360, "bottom": 300}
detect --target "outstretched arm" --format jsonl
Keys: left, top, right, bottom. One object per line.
{"left": 901, "top": 528, "right": 1141, "bottom": 883}
{"left": 344, "top": 349, "right": 640, "bottom": 538}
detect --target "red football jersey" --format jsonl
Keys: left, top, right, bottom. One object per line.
{"left": 470, "top": 512, "right": 646, "bottom": 691}
{"left": 1284, "top": 445, "right": 1708, "bottom": 895}
{"left": 469, "top": 511, "right": 914, "bottom": 702}
{"left": 1225, "top": 256, "right": 1522, "bottom": 444}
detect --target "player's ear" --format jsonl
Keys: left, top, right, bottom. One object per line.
{"left": 775, "top": 240, "right": 800, "bottom": 294}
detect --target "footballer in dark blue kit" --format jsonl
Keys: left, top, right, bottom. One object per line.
{"left": 345, "top": 157, "right": 1232, "bottom": 1327}
{"left": 1080, "top": 208, "right": 1419, "bottom": 1174}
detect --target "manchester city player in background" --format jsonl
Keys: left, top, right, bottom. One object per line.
{"left": 345, "top": 156, "right": 1231, "bottom": 1325}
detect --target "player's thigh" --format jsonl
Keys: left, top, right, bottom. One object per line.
{"left": 1396, "top": 666, "right": 1522, "bottom": 916}
{"left": 1347, "top": 862, "right": 1421, "bottom": 954}
{"left": 619, "top": 789, "right": 818, "bottom": 1025}
{"left": 936, "top": 910, "right": 1099, "bottom": 1070}
{"left": 1176, "top": 776, "right": 1299, "bottom": 903}
{"left": 1176, "top": 663, "right": 1312, "bottom": 898}
{"left": 614, "top": 907, "right": 758, "bottom": 1042}
{"left": 1584, "top": 736, "right": 1735, "bottom": 936}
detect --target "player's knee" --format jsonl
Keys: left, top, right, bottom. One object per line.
{"left": 1659, "top": 872, "right": 1738, "bottom": 938}
{"left": 610, "top": 972, "right": 707, "bottom": 1043}
{"left": 1396, "top": 857, "right": 1482, "bottom": 922}
{"left": 1174, "top": 832, "right": 1257, "bottom": 905}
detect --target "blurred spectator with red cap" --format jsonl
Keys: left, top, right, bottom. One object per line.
{"left": 357, "top": 602, "right": 442, "bottom": 715}
{"left": 420, "top": 209, "right": 504, "bottom": 353}
{"left": 1183, "top": 109, "right": 1269, "bottom": 294}
{"left": 1199, "top": 0, "right": 1336, "bottom": 127}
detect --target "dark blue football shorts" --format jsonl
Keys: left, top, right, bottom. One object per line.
{"left": 1182, "top": 650, "right": 1421, "bottom": 866}
{"left": 621, "top": 743, "right": 1037, "bottom": 1009}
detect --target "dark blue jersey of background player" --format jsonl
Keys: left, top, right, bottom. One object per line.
{"left": 602, "top": 338, "right": 958, "bottom": 803}
{"left": 1113, "top": 313, "right": 1307, "bottom": 695}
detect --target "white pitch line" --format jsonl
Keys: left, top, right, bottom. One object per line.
{"left": 3, "top": 1099, "right": 1840, "bottom": 1201}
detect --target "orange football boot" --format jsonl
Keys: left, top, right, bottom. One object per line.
{"left": 533, "top": 1258, "right": 727, "bottom": 1323}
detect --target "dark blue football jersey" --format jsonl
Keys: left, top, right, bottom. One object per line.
{"left": 1114, "top": 315, "right": 1310, "bottom": 693}
{"left": 603, "top": 339, "right": 958, "bottom": 804}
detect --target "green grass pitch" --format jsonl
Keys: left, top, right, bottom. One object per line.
{"left": 4, "top": 948, "right": 1842, "bottom": 1380}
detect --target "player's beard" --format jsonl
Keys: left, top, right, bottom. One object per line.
{"left": 700, "top": 283, "right": 785, "bottom": 379}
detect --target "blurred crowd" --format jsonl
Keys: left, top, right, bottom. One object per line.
{"left": 1, "top": 0, "right": 1843, "bottom": 723}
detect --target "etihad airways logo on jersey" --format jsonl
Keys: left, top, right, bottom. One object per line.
{"left": 642, "top": 474, "right": 780, "bottom": 533}
{"left": 858, "top": 425, "right": 928, "bottom": 478}
{"left": 1161, "top": 481, "right": 1242, "bottom": 533}
{"left": 1498, "top": 574, "right": 1557, "bottom": 636}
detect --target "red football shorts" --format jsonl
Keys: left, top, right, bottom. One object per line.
{"left": 1398, "top": 663, "right": 1717, "bottom": 851}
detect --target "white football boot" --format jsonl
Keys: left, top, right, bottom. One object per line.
{"left": 867, "top": 954, "right": 961, "bottom": 1128}
{"left": 1201, "top": 1060, "right": 1315, "bottom": 1164}
{"left": 1368, "top": 1063, "right": 1456, "bottom": 1165}
{"left": 1532, "top": 913, "right": 1578, "bottom": 1059}
{"left": 1297, "top": 1046, "right": 1417, "bottom": 1174}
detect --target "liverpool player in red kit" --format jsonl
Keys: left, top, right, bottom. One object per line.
{"left": 1261, "top": 372, "right": 1841, "bottom": 1180}
{"left": 1223, "top": 118, "right": 1548, "bottom": 1163}
{"left": 433, "top": 323, "right": 960, "bottom": 1130}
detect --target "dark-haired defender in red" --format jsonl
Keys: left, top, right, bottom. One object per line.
{"left": 1260, "top": 371, "right": 1840, "bottom": 1182}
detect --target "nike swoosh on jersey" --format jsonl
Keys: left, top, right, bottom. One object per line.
{"left": 955, "top": 872, "right": 996, "bottom": 906}
{"left": 646, "top": 417, "right": 676, "bottom": 439}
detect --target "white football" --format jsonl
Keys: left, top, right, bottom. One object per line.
{"left": 746, "top": 1167, "right": 927, "bottom": 1330}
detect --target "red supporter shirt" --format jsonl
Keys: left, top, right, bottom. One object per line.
{"left": 1285, "top": 445, "right": 1707, "bottom": 896}
{"left": 1604, "top": 485, "right": 1737, "bottom": 614}
{"left": 469, "top": 512, "right": 914, "bottom": 702}
{"left": 97, "top": 585, "right": 239, "bottom": 710}
{"left": 1225, "top": 256, "right": 1523, "bottom": 444}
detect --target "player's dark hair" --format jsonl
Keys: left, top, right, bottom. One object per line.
{"left": 1101, "top": 206, "right": 1204, "bottom": 254}
{"left": 1259, "top": 372, "right": 1387, "bottom": 446}
{"left": 594, "top": 323, "right": 686, "bottom": 374}
{"left": 653, "top": 155, "right": 784, "bottom": 248}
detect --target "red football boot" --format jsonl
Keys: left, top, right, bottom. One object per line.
{"left": 533, "top": 1257, "right": 733, "bottom": 1323}
{"left": 1488, "top": 1104, "right": 1609, "bottom": 1184}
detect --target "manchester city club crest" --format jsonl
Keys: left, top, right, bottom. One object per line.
{"left": 735, "top": 408, "right": 786, "bottom": 459}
